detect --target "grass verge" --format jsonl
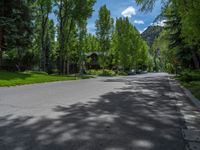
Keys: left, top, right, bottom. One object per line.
{"left": 176, "top": 70, "right": 200, "bottom": 100}
{"left": 180, "top": 81, "right": 200, "bottom": 100}
{"left": 0, "top": 71, "right": 93, "bottom": 87}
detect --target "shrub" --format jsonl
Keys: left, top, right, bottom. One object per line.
{"left": 86, "top": 69, "right": 117, "bottom": 76}
{"left": 86, "top": 69, "right": 129, "bottom": 76}
{"left": 117, "top": 71, "right": 128, "bottom": 76}
{"left": 179, "top": 70, "right": 200, "bottom": 82}
{"left": 99, "top": 69, "right": 116, "bottom": 76}
{"left": 86, "top": 69, "right": 101, "bottom": 75}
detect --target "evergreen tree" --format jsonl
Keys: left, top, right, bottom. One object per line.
{"left": 0, "top": 0, "right": 33, "bottom": 70}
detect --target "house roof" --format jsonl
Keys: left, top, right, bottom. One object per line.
{"left": 85, "top": 51, "right": 107, "bottom": 57}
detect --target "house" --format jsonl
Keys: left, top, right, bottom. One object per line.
{"left": 85, "top": 52, "right": 100, "bottom": 69}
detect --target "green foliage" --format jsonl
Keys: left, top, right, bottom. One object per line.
{"left": 178, "top": 69, "right": 200, "bottom": 100}
{"left": 86, "top": 69, "right": 115, "bottom": 76}
{"left": 0, "top": 0, "right": 33, "bottom": 49}
{"left": 0, "top": 0, "right": 33, "bottom": 69}
{"left": 117, "top": 71, "right": 128, "bottom": 76}
{"left": 1, "top": 1, "right": 152, "bottom": 75}
{"left": 1, "top": 0, "right": 199, "bottom": 76}
{"left": 99, "top": 69, "right": 116, "bottom": 76}
{"left": 95, "top": 5, "right": 113, "bottom": 69}
{"left": 55, "top": 0, "right": 96, "bottom": 74}
{"left": 110, "top": 17, "right": 150, "bottom": 71}
{"left": 34, "top": 0, "right": 53, "bottom": 72}
{"left": 137, "top": 0, "right": 200, "bottom": 71}
{"left": 182, "top": 81, "right": 200, "bottom": 100}
{"left": 86, "top": 69, "right": 127, "bottom": 76}
{"left": 179, "top": 70, "right": 200, "bottom": 82}
{"left": 83, "top": 33, "right": 99, "bottom": 52}
{"left": 175, "top": 0, "right": 200, "bottom": 50}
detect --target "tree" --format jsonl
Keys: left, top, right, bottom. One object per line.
{"left": 95, "top": 5, "right": 113, "bottom": 70}
{"left": 110, "top": 17, "right": 149, "bottom": 71}
{"left": 77, "top": 21, "right": 87, "bottom": 74}
{"left": 165, "top": 2, "right": 199, "bottom": 69}
{"left": 55, "top": 0, "right": 95, "bottom": 74}
{"left": 83, "top": 33, "right": 99, "bottom": 53}
{"left": 115, "top": 17, "right": 130, "bottom": 69}
{"left": 0, "top": 0, "right": 33, "bottom": 70}
{"left": 136, "top": 0, "right": 200, "bottom": 70}
{"left": 35, "top": 0, "right": 52, "bottom": 72}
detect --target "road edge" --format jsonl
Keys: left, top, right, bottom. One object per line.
{"left": 168, "top": 77, "right": 200, "bottom": 150}
{"left": 181, "top": 86, "right": 200, "bottom": 109}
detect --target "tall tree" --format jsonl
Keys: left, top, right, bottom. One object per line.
{"left": 136, "top": 0, "right": 200, "bottom": 70}
{"left": 165, "top": 2, "right": 199, "bottom": 69}
{"left": 35, "top": 0, "right": 52, "bottom": 71}
{"left": 55, "top": 0, "right": 95, "bottom": 74}
{"left": 95, "top": 5, "right": 113, "bottom": 70}
{"left": 111, "top": 17, "right": 149, "bottom": 71}
{"left": 0, "top": 0, "right": 33, "bottom": 70}
{"left": 77, "top": 21, "right": 87, "bottom": 74}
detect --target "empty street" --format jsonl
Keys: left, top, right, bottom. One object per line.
{"left": 0, "top": 73, "right": 199, "bottom": 150}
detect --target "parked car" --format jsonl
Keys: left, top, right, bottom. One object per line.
{"left": 142, "top": 70, "right": 148, "bottom": 74}
{"left": 136, "top": 69, "right": 142, "bottom": 74}
{"left": 128, "top": 69, "right": 136, "bottom": 75}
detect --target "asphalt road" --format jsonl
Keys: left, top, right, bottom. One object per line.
{"left": 0, "top": 73, "right": 186, "bottom": 150}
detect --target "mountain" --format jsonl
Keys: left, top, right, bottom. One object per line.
{"left": 141, "top": 26, "right": 163, "bottom": 47}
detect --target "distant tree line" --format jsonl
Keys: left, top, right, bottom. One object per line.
{"left": 0, "top": 0, "right": 150, "bottom": 74}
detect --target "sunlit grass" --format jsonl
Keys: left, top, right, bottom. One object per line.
{"left": 0, "top": 71, "right": 92, "bottom": 87}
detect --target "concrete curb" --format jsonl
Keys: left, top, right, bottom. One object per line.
{"left": 168, "top": 76, "right": 200, "bottom": 109}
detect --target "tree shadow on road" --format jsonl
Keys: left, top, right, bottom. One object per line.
{"left": 0, "top": 77, "right": 186, "bottom": 150}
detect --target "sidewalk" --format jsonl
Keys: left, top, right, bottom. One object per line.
{"left": 169, "top": 78, "right": 200, "bottom": 150}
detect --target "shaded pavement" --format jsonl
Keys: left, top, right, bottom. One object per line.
{"left": 0, "top": 73, "right": 196, "bottom": 150}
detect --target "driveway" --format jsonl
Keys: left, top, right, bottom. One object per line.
{"left": 0, "top": 73, "right": 197, "bottom": 150}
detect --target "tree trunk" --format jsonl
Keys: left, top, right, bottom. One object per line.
{"left": 67, "top": 60, "right": 70, "bottom": 74}
{"left": 63, "top": 60, "right": 66, "bottom": 74}
{"left": 191, "top": 49, "right": 200, "bottom": 69}
{"left": 58, "top": 1, "right": 64, "bottom": 75}
{"left": 0, "top": 27, "right": 3, "bottom": 70}
{"left": 59, "top": 26, "right": 64, "bottom": 74}
{"left": 0, "top": 1, "right": 4, "bottom": 70}
{"left": 40, "top": 5, "right": 49, "bottom": 72}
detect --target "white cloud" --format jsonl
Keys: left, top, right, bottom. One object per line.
{"left": 134, "top": 20, "right": 144, "bottom": 24}
{"left": 121, "top": 6, "right": 136, "bottom": 18}
{"left": 151, "top": 20, "right": 166, "bottom": 27}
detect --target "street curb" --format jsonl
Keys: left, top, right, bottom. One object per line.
{"left": 168, "top": 77, "right": 200, "bottom": 109}
{"left": 168, "top": 77, "right": 200, "bottom": 150}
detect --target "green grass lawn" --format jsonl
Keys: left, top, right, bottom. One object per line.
{"left": 0, "top": 71, "right": 92, "bottom": 87}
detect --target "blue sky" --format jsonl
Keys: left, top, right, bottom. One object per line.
{"left": 87, "top": 0, "right": 162, "bottom": 34}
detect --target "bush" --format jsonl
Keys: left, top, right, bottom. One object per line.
{"left": 117, "top": 71, "right": 128, "bottom": 76}
{"left": 179, "top": 70, "right": 200, "bottom": 82}
{"left": 86, "top": 69, "right": 117, "bottom": 76}
{"left": 86, "top": 69, "right": 129, "bottom": 76}
{"left": 99, "top": 69, "right": 116, "bottom": 76}
{"left": 86, "top": 69, "right": 101, "bottom": 75}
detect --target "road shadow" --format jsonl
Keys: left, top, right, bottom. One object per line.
{"left": 0, "top": 77, "right": 186, "bottom": 150}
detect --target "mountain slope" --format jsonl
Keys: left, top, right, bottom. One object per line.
{"left": 141, "top": 26, "right": 163, "bottom": 47}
